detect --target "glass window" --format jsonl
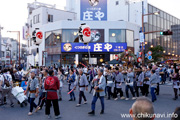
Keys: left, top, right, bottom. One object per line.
{"left": 48, "top": 14, "right": 53, "bottom": 22}
{"left": 160, "top": 18, "right": 164, "bottom": 29}
{"left": 170, "top": 16, "right": 172, "bottom": 22}
{"left": 167, "top": 21, "right": 170, "bottom": 29}
{"left": 160, "top": 11, "right": 163, "bottom": 18}
{"left": 30, "top": 20, "right": 32, "bottom": 28}
{"left": 152, "top": 15, "right": 156, "bottom": 27}
{"left": 152, "top": 6, "right": 157, "bottom": 13}
{"left": 148, "top": 5, "right": 153, "bottom": 13}
{"left": 164, "top": 20, "right": 166, "bottom": 29}
{"left": 62, "top": 29, "right": 79, "bottom": 43}
{"left": 126, "top": 30, "right": 134, "bottom": 47}
{"left": 148, "top": 14, "right": 152, "bottom": 25}
{"left": 164, "top": 13, "right": 167, "bottom": 19}
{"left": 167, "top": 14, "right": 170, "bottom": 21}
{"left": 149, "top": 24, "right": 152, "bottom": 32}
{"left": 109, "top": 29, "right": 126, "bottom": 43}
{"left": 45, "top": 30, "right": 62, "bottom": 48}
{"left": 116, "top": 1, "right": 119, "bottom": 5}
{"left": 157, "top": 17, "right": 160, "bottom": 28}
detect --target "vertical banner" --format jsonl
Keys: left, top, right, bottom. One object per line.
{"left": 80, "top": 0, "right": 107, "bottom": 21}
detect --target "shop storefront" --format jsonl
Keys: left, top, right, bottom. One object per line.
{"left": 43, "top": 21, "right": 139, "bottom": 67}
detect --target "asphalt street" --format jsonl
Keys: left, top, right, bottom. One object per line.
{"left": 0, "top": 83, "right": 179, "bottom": 120}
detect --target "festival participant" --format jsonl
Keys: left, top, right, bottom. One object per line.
{"left": 24, "top": 70, "right": 39, "bottom": 116}
{"left": 125, "top": 68, "right": 136, "bottom": 100}
{"left": 88, "top": 69, "right": 106, "bottom": 115}
{"left": 37, "top": 69, "right": 49, "bottom": 110}
{"left": 105, "top": 67, "right": 114, "bottom": 100}
{"left": 88, "top": 66, "right": 96, "bottom": 93}
{"left": 44, "top": 69, "right": 61, "bottom": 119}
{"left": 150, "top": 70, "right": 158, "bottom": 102}
{"left": 75, "top": 69, "right": 88, "bottom": 107}
{"left": 114, "top": 67, "right": 125, "bottom": 100}
{"left": 153, "top": 65, "right": 160, "bottom": 95}
{"left": 67, "top": 68, "right": 76, "bottom": 101}
{"left": 170, "top": 69, "right": 179, "bottom": 100}
{"left": 135, "top": 67, "right": 145, "bottom": 97}
{"left": 57, "top": 68, "right": 64, "bottom": 101}
{"left": 0, "top": 68, "right": 14, "bottom": 107}
{"left": 143, "top": 66, "right": 151, "bottom": 97}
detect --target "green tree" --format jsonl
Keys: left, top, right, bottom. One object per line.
{"left": 148, "top": 45, "right": 164, "bottom": 62}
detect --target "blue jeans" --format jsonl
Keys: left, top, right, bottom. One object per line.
{"left": 91, "top": 96, "right": 104, "bottom": 111}
{"left": 125, "top": 85, "right": 135, "bottom": 98}
{"left": 69, "top": 89, "right": 75, "bottom": 99}
{"left": 151, "top": 87, "right": 157, "bottom": 102}
{"left": 28, "top": 97, "right": 37, "bottom": 112}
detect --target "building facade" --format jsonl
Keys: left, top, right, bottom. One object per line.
{"left": 24, "top": 0, "right": 180, "bottom": 67}
{"left": 144, "top": 4, "right": 180, "bottom": 59}
{"left": 1, "top": 37, "right": 18, "bottom": 65}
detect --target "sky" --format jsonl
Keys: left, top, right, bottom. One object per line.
{"left": 0, "top": 0, "right": 180, "bottom": 43}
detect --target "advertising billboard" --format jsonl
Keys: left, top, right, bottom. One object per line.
{"left": 61, "top": 43, "right": 127, "bottom": 53}
{"left": 80, "top": 0, "right": 107, "bottom": 21}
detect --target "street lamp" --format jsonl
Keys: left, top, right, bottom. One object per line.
{"left": 7, "top": 31, "right": 21, "bottom": 67}
{"left": 163, "top": 51, "right": 166, "bottom": 53}
{"left": 141, "top": 10, "right": 160, "bottom": 65}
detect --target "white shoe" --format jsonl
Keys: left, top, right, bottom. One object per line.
{"left": 76, "top": 104, "right": 81, "bottom": 107}
{"left": 28, "top": 112, "right": 33, "bottom": 116}
{"left": 114, "top": 98, "right": 118, "bottom": 101}
{"left": 120, "top": 96, "right": 125, "bottom": 100}
{"left": 55, "top": 115, "right": 61, "bottom": 119}
{"left": 84, "top": 101, "right": 87, "bottom": 104}
{"left": 125, "top": 98, "right": 129, "bottom": 101}
{"left": 132, "top": 97, "right": 136, "bottom": 100}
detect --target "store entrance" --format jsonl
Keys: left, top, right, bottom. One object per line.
{"left": 81, "top": 54, "right": 105, "bottom": 66}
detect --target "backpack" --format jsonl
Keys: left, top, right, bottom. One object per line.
{"left": 14, "top": 72, "right": 22, "bottom": 81}
{"left": 3, "top": 75, "right": 10, "bottom": 87}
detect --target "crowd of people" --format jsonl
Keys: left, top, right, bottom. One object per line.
{"left": 0, "top": 63, "right": 180, "bottom": 119}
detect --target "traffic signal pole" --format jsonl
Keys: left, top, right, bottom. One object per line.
{"left": 141, "top": 1, "right": 145, "bottom": 66}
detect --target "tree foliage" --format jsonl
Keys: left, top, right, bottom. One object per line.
{"left": 148, "top": 45, "right": 164, "bottom": 62}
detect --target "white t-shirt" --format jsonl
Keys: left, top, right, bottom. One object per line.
{"left": 0, "top": 74, "right": 4, "bottom": 83}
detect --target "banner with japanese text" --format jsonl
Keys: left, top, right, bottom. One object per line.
{"left": 80, "top": 0, "right": 107, "bottom": 21}
{"left": 61, "top": 43, "right": 127, "bottom": 52}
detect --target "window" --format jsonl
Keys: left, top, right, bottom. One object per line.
{"left": 126, "top": 30, "right": 134, "bottom": 47}
{"left": 1, "top": 51, "right": 4, "bottom": 57}
{"left": 33, "top": 16, "right": 36, "bottom": 24}
{"left": 62, "top": 29, "right": 79, "bottom": 43}
{"left": 109, "top": 29, "right": 126, "bottom": 43}
{"left": 45, "top": 30, "right": 62, "bottom": 47}
{"left": 48, "top": 14, "right": 53, "bottom": 22}
{"left": 33, "top": 14, "right": 40, "bottom": 24}
{"left": 116, "top": 1, "right": 119, "bottom": 5}
{"left": 30, "top": 20, "right": 32, "bottom": 27}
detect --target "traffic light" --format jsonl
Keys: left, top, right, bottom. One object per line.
{"left": 160, "top": 30, "right": 173, "bottom": 35}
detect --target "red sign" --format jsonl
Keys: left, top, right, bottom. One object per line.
{"left": 115, "top": 55, "right": 119, "bottom": 61}
{"left": 139, "top": 52, "right": 142, "bottom": 56}
{"left": 148, "top": 51, "right": 152, "bottom": 55}
{"left": 137, "top": 57, "right": 142, "bottom": 63}
{"left": 36, "top": 31, "right": 43, "bottom": 39}
{"left": 83, "top": 27, "right": 91, "bottom": 37}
